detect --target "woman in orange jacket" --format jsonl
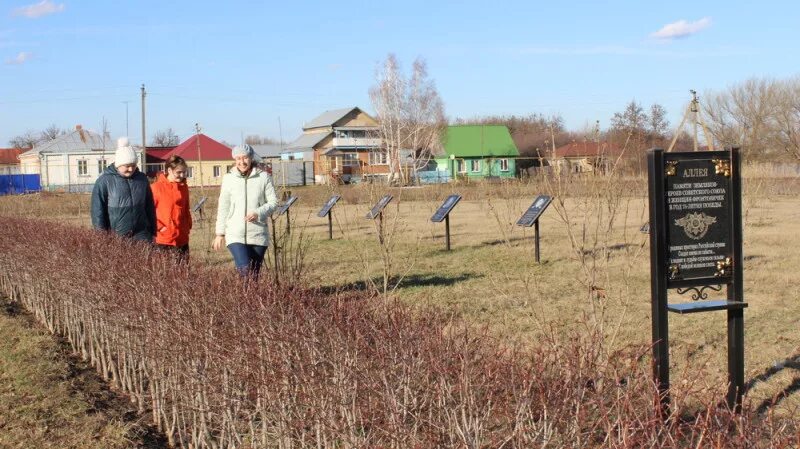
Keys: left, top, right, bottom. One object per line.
{"left": 151, "top": 155, "right": 192, "bottom": 263}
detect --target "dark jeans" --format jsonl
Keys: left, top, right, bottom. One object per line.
{"left": 227, "top": 243, "right": 267, "bottom": 279}
{"left": 157, "top": 243, "right": 189, "bottom": 264}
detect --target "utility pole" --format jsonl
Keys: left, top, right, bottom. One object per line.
{"left": 140, "top": 84, "right": 147, "bottom": 171}
{"left": 667, "top": 90, "right": 716, "bottom": 153}
{"left": 195, "top": 123, "right": 205, "bottom": 197}
{"left": 691, "top": 89, "right": 699, "bottom": 152}
{"left": 123, "top": 101, "right": 130, "bottom": 137}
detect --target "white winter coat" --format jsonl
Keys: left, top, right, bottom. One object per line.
{"left": 215, "top": 167, "right": 279, "bottom": 247}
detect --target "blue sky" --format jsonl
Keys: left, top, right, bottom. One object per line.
{"left": 2, "top": 0, "right": 798, "bottom": 146}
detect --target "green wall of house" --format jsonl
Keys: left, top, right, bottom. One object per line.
{"left": 434, "top": 157, "right": 517, "bottom": 179}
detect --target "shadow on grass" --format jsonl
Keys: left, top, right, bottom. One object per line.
{"left": 318, "top": 272, "right": 482, "bottom": 294}
{"left": 743, "top": 352, "right": 800, "bottom": 414}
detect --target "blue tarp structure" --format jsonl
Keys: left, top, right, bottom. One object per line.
{"left": 0, "top": 174, "right": 41, "bottom": 196}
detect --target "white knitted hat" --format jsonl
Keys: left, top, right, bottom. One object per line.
{"left": 114, "top": 137, "right": 137, "bottom": 166}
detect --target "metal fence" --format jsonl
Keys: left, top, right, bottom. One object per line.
{"left": 268, "top": 160, "right": 315, "bottom": 187}
{"left": 0, "top": 174, "right": 41, "bottom": 196}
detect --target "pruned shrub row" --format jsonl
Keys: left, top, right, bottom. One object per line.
{"left": 0, "top": 218, "right": 796, "bottom": 448}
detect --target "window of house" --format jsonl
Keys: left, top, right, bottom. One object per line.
{"left": 226, "top": 164, "right": 233, "bottom": 173}
{"left": 186, "top": 166, "right": 194, "bottom": 178}
{"left": 97, "top": 159, "right": 107, "bottom": 174}
{"left": 470, "top": 159, "right": 481, "bottom": 172}
{"left": 213, "top": 165, "right": 221, "bottom": 177}
{"left": 78, "top": 160, "right": 88, "bottom": 176}
{"left": 369, "top": 150, "right": 388, "bottom": 165}
{"left": 341, "top": 153, "right": 359, "bottom": 166}
{"left": 499, "top": 158, "right": 509, "bottom": 172}
{"left": 457, "top": 159, "right": 466, "bottom": 173}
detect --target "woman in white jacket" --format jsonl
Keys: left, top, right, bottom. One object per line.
{"left": 212, "top": 144, "right": 278, "bottom": 278}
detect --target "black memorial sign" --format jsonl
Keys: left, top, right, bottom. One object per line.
{"left": 516, "top": 195, "right": 552, "bottom": 227}
{"left": 647, "top": 148, "right": 746, "bottom": 414}
{"left": 431, "top": 194, "right": 462, "bottom": 223}
{"left": 664, "top": 157, "right": 731, "bottom": 283}
{"left": 366, "top": 194, "right": 393, "bottom": 219}
{"left": 276, "top": 195, "right": 298, "bottom": 216}
{"left": 318, "top": 195, "right": 341, "bottom": 217}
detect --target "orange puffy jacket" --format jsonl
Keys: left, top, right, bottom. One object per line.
{"left": 151, "top": 173, "right": 192, "bottom": 247}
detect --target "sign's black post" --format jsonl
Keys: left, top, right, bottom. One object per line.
{"left": 534, "top": 220, "right": 540, "bottom": 263}
{"left": 647, "top": 147, "right": 746, "bottom": 416}
{"left": 727, "top": 147, "right": 745, "bottom": 412}
{"left": 647, "top": 149, "right": 670, "bottom": 413}
{"left": 445, "top": 214, "right": 451, "bottom": 251}
{"left": 328, "top": 212, "right": 333, "bottom": 240}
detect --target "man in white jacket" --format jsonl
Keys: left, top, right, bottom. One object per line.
{"left": 212, "top": 144, "right": 278, "bottom": 278}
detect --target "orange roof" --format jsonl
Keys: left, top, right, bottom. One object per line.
{"left": 165, "top": 134, "right": 231, "bottom": 161}
{"left": 553, "top": 141, "right": 623, "bottom": 158}
{"left": 0, "top": 148, "right": 23, "bottom": 164}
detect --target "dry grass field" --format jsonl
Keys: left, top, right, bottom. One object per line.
{"left": 1, "top": 170, "right": 800, "bottom": 426}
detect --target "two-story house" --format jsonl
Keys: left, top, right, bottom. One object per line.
{"left": 286, "top": 107, "right": 384, "bottom": 184}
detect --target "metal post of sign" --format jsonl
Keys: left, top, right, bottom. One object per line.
{"left": 286, "top": 210, "right": 291, "bottom": 235}
{"left": 445, "top": 214, "right": 451, "bottom": 251}
{"left": 378, "top": 211, "right": 384, "bottom": 245}
{"left": 328, "top": 211, "right": 333, "bottom": 240}
{"left": 727, "top": 147, "right": 745, "bottom": 412}
{"left": 534, "top": 220, "right": 540, "bottom": 263}
{"left": 647, "top": 148, "right": 670, "bottom": 415}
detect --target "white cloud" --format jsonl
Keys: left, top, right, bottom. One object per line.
{"left": 650, "top": 17, "right": 712, "bottom": 40}
{"left": 5, "top": 51, "right": 31, "bottom": 65}
{"left": 12, "top": 1, "right": 66, "bottom": 19}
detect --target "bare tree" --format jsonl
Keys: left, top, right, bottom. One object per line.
{"left": 8, "top": 130, "right": 39, "bottom": 149}
{"left": 610, "top": 100, "right": 648, "bottom": 134}
{"left": 704, "top": 76, "right": 800, "bottom": 161}
{"left": 369, "top": 54, "right": 446, "bottom": 185}
{"left": 151, "top": 128, "right": 180, "bottom": 147}
{"left": 648, "top": 104, "right": 670, "bottom": 140}
{"left": 244, "top": 135, "right": 278, "bottom": 145}
{"left": 40, "top": 124, "right": 66, "bottom": 141}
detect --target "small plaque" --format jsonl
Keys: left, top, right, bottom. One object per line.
{"left": 276, "top": 195, "right": 298, "bottom": 216}
{"left": 665, "top": 157, "right": 731, "bottom": 281}
{"left": 318, "top": 195, "right": 341, "bottom": 217}
{"left": 366, "top": 194, "right": 393, "bottom": 219}
{"left": 640, "top": 222, "right": 650, "bottom": 234}
{"left": 515, "top": 195, "right": 552, "bottom": 227}
{"left": 431, "top": 194, "right": 462, "bottom": 223}
{"left": 192, "top": 196, "right": 207, "bottom": 213}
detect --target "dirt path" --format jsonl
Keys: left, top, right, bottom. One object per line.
{"left": 0, "top": 297, "right": 167, "bottom": 449}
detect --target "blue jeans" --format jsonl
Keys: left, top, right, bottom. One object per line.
{"left": 227, "top": 243, "right": 268, "bottom": 279}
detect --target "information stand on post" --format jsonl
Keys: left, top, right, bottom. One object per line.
{"left": 366, "top": 194, "right": 393, "bottom": 245}
{"left": 318, "top": 195, "right": 341, "bottom": 240}
{"left": 647, "top": 147, "right": 746, "bottom": 415}
{"left": 276, "top": 195, "right": 298, "bottom": 235}
{"left": 515, "top": 195, "right": 553, "bottom": 263}
{"left": 430, "top": 194, "right": 462, "bottom": 251}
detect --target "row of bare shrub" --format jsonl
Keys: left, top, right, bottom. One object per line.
{"left": 0, "top": 218, "right": 797, "bottom": 448}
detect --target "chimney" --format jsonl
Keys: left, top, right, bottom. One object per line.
{"left": 75, "top": 124, "right": 82, "bottom": 130}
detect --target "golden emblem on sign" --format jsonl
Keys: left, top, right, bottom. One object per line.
{"left": 675, "top": 212, "right": 717, "bottom": 240}
{"left": 665, "top": 161, "right": 678, "bottom": 176}
{"left": 715, "top": 257, "right": 732, "bottom": 277}
{"left": 712, "top": 158, "right": 731, "bottom": 177}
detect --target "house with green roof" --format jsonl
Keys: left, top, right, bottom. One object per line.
{"left": 433, "top": 125, "right": 519, "bottom": 180}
